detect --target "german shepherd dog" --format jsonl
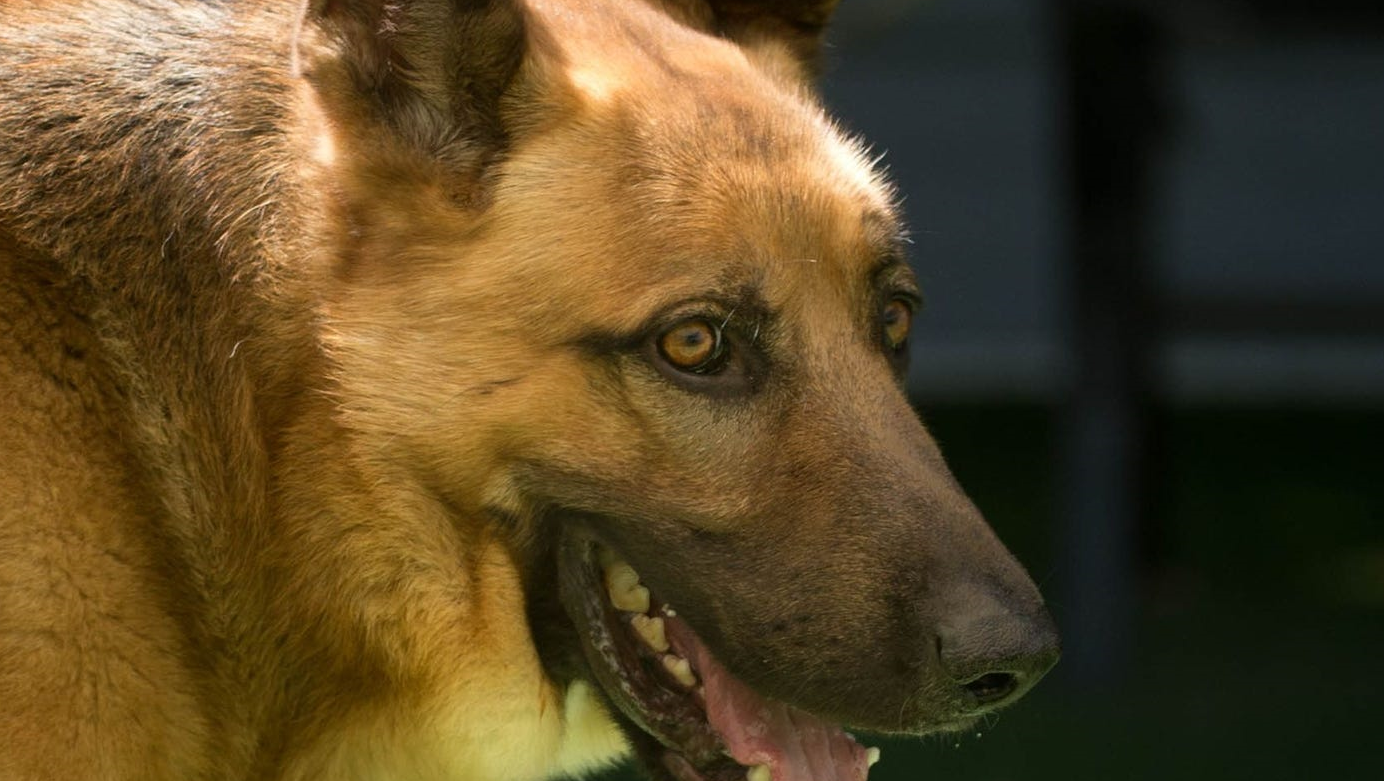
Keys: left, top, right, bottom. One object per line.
{"left": 0, "top": 1, "right": 1059, "bottom": 779}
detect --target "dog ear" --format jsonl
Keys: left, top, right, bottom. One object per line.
{"left": 701, "top": 0, "right": 842, "bottom": 72}
{"left": 295, "top": 0, "right": 527, "bottom": 186}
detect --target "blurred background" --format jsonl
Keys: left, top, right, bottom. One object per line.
{"left": 605, "top": 0, "right": 1384, "bottom": 778}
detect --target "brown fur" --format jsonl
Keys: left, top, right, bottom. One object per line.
{"left": 0, "top": 1, "right": 1055, "bottom": 779}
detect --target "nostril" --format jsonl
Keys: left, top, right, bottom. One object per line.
{"left": 934, "top": 588, "right": 1061, "bottom": 713}
{"left": 961, "top": 671, "right": 1020, "bottom": 705}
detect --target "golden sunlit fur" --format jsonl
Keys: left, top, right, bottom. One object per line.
{"left": 1, "top": 1, "right": 1056, "bottom": 779}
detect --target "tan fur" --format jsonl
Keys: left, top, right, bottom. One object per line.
{"left": 1, "top": 1, "right": 1054, "bottom": 779}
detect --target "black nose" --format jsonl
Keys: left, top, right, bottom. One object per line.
{"left": 939, "top": 603, "right": 1061, "bottom": 711}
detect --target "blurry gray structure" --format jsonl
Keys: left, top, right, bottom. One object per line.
{"left": 821, "top": 0, "right": 1384, "bottom": 687}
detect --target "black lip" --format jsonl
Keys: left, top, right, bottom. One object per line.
{"left": 555, "top": 523, "right": 725, "bottom": 767}
{"left": 623, "top": 718, "right": 747, "bottom": 781}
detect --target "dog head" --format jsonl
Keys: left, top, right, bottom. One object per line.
{"left": 295, "top": 0, "right": 1058, "bottom": 778}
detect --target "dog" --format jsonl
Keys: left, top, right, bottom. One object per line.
{"left": 0, "top": 1, "right": 1059, "bottom": 779}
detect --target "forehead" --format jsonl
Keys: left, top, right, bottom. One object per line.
{"left": 602, "top": 73, "right": 896, "bottom": 269}
{"left": 622, "top": 95, "right": 898, "bottom": 269}
{"left": 503, "top": 0, "right": 904, "bottom": 314}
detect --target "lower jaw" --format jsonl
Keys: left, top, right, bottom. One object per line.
{"left": 555, "top": 528, "right": 879, "bottom": 781}
{"left": 620, "top": 725, "right": 745, "bottom": 781}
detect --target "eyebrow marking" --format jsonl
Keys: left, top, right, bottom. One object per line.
{"left": 573, "top": 282, "right": 772, "bottom": 356}
{"left": 870, "top": 253, "right": 909, "bottom": 278}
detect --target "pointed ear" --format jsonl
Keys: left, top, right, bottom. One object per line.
{"left": 294, "top": 0, "right": 527, "bottom": 183}
{"left": 703, "top": 0, "right": 842, "bottom": 73}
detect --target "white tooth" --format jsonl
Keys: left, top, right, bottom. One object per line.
{"left": 631, "top": 614, "right": 669, "bottom": 652}
{"left": 604, "top": 563, "right": 650, "bottom": 613}
{"left": 865, "top": 746, "right": 881, "bottom": 767}
{"left": 603, "top": 562, "right": 639, "bottom": 593}
{"left": 747, "top": 765, "right": 771, "bottom": 781}
{"left": 616, "top": 584, "right": 650, "bottom": 613}
{"left": 661, "top": 654, "right": 697, "bottom": 687}
{"left": 661, "top": 605, "right": 677, "bottom": 617}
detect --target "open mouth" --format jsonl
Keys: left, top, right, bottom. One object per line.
{"left": 557, "top": 533, "right": 880, "bottom": 781}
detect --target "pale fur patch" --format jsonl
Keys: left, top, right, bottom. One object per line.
{"left": 297, "top": 679, "right": 627, "bottom": 781}
{"left": 550, "top": 680, "right": 632, "bottom": 775}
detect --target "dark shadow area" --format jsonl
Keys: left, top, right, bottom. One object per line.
{"left": 904, "top": 404, "right": 1384, "bottom": 781}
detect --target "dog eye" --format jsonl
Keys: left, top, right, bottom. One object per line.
{"left": 657, "top": 318, "right": 727, "bottom": 374}
{"left": 882, "top": 298, "right": 912, "bottom": 351}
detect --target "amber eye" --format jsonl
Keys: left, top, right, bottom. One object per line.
{"left": 657, "top": 318, "right": 726, "bottom": 374}
{"left": 882, "top": 298, "right": 912, "bottom": 351}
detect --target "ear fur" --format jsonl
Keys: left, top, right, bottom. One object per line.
{"left": 703, "top": 0, "right": 842, "bottom": 72}
{"left": 295, "top": 0, "right": 527, "bottom": 190}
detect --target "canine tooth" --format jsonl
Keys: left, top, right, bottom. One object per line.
{"left": 604, "top": 563, "right": 650, "bottom": 613}
{"left": 866, "top": 746, "right": 881, "bottom": 767}
{"left": 747, "top": 765, "right": 771, "bottom": 781}
{"left": 661, "top": 654, "right": 697, "bottom": 687}
{"left": 631, "top": 614, "right": 669, "bottom": 652}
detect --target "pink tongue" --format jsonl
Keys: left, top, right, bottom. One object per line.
{"left": 665, "top": 616, "right": 870, "bottom": 781}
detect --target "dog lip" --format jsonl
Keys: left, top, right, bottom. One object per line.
{"left": 661, "top": 749, "right": 750, "bottom": 781}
